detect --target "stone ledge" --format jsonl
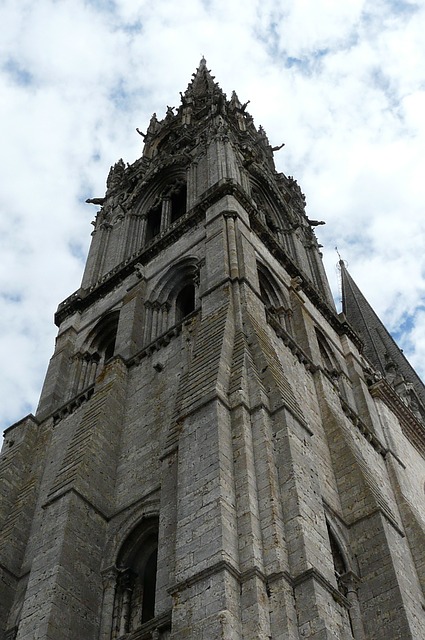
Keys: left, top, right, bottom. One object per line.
{"left": 370, "top": 378, "right": 425, "bottom": 458}
{"left": 169, "top": 559, "right": 354, "bottom": 612}
{"left": 292, "top": 567, "right": 351, "bottom": 609}
{"left": 116, "top": 610, "right": 172, "bottom": 640}
{"left": 52, "top": 385, "right": 95, "bottom": 425}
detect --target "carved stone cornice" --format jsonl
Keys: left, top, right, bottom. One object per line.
{"left": 265, "top": 310, "right": 317, "bottom": 372}
{"left": 118, "top": 610, "right": 172, "bottom": 640}
{"left": 292, "top": 567, "right": 351, "bottom": 609}
{"left": 249, "top": 213, "right": 363, "bottom": 350}
{"left": 369, "top": 378, "right": 425, "bottom": 457}
{"left": 52, "top": 385, "right": 95, "bottom": 425}
{"left": 58, "top": 177, "right": 360, "bottom": 363}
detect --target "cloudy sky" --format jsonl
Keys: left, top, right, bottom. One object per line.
{"left": 1, "top": 0, "right": 425, "bottom": 432}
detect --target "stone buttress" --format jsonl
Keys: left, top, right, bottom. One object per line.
{"left": 1, "top": 59, "right": 425, "bottom": 640}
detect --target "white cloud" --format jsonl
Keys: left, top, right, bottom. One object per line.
{"left": 1, "top": 0, "right": 425, "bottom": 431}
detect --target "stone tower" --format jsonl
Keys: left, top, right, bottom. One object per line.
{"left": 2, "top": 59, "right": 425, "bottom": 640}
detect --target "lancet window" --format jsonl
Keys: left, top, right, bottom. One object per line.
{"left": 170, "top": 183, "right": 187, "bottom": 223}
{"left": 143, "top": 258, "right": 199, "bottom": 345}
{"left": 327, "top": 523, "right": 348, "bottom": 595}
{"left": 325, "top": 522, "right": 365, "bottom": 639}
{"left": 71, "top": 311, "right": 119, "bottom": 397}
{"left": 111, "top": 518, "right": 159, "bottom": 638}
{"left": 257, "top": 262, "right": 292, "bottom": 334}
{"left": 315, "top": 328, "right": 338, "bottom": 377}
{"left": 175, "top": 283, "right": 196, "bottom": 322}
{"left": 145, "top": 203, "right": 162, "bottom": 242}
{"left": 143, "top": 180, "right": 187, "bottom": 246}
{"left": 251, "top": 184, "right": 280, "bottom": 233}
{"left": 315, "top": 328, "right": 350, "bottom": 402}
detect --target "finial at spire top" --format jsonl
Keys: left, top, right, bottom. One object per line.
{"left": 335, "top": 246, "right": 344, "bottom": 266}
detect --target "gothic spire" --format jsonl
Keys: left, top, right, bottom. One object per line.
{"left": 340, "top": 260, "right": 425, "bottom": 407}
{"left": 184, "top": 57, "right": 222, "bottom": 100}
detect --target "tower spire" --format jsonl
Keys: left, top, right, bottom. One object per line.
{"left": 184, "top": 56, "right": 222, "bottom": 101}
{"left": 341, "top": 261, "right": 425, "bottom": 406}
{"left": 3, "top": 61, "right": 425, "bottom": 640}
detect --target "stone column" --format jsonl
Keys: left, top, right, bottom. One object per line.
{"left": 144, "top": 303, "right": 153, "bottom": 346}
{"left": 150, "top": 303, "right": 161, "bottom": 343}
{"left": 118, "top": 571, "right": 135, "bottom": 636}
{"left": 161, "top": 199, "right": 171, "bottom": 233}
{"left": 138, "top": 214, "right": 147, "bottom": 249}
{"left": 340, "top": 572, "right": 365, "bottom": 640}
{"left": 99, "top": 567, "right": 118, "bottom": 640}
{"left": 71, "top": 353, "right": 84, "bottom": 397}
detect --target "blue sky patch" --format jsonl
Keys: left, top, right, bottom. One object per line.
{"left": 109, "top": 80, "right": 134, "bottom": 111}
{"left": 118, "top": 20, "right": 143, "bottom": 35}
{"left": 385, "top": 0, "right": 419, "bottom": 16}
{"left": 0, "top": 292, "right": 23, "bottom": 304}
{"left": 85, "top": 0, "right": 116, "bottom": 13}
{"left": 68, "top": 241, "right": 87, "bottom": 263}
{"left": 4, "top": 59, "right": 34, "bottom": 86}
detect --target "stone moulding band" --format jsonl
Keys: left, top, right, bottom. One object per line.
{"left": 167, "top": 559, "right": 353, "bottom": 612}
{"left": 370, "top": 378, "right": 425, "bottom": 458}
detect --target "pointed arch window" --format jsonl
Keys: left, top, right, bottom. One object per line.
{"left": 315, "top": 328, "right": 341, "bottom": 379}
{"left": 146, "top": 203, "right": 162, "bottom": 242}
{"left": 112, "top": 519, "right": 159, "bottom": 638}
{"left": 144, "top": 258, "right": 199, "bottom": 345}
{"left": 71, "top": 311, "right": 119, "bottom": 397}
{"left": 325, "top": 522, "right": 366, "bottom": 640}
{"left": 252, "top": 184, "right": 280, "bottom": 233}
{"left": 315, "top": 328, "right": 350, "bottom": 403}
{"left": 143, "top": 179, "right": 187, "bottom": 247}
{"left": 327, "top": 523, "right": 348, "bottom": 594}
{"left": 175, "top": 283, "right": 195, "bottom": 322}
{"left": 170, "top": 183, "right": 187, "bottom": 223}
{"left": 257, "top": 262, "right": 292, "bottom": 334}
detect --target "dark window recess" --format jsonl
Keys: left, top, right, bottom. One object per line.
{"left": 112, "top": 521, "right": 159, "bottom": 638}
{"left": 170, "top": 186, "right": 187, "bottom": 223}
{"left": 176, "top": 284, "right": 195, "bottom": 321}
{"left": 104, "top": 336, "right": 116, "bottom": 362}
{"left": 327, "top": 523, "right": 347, "bottom": 593}
{"left": 265, "top": 213, "right": 277, "bottom": 232}
{"left": 146, "top": 205, "right": 161, "bottom": 241}
{"left": 141, "top": 548, "right": 158, "bottom": 623}
{"left": 318, "top": 340, "right": 334, "bottom": 374}
{"left": 95, "top": 312, "right": 119, "bottom": 363}
{"left": 259, "top": 281, "right": 270, "bottom": 307}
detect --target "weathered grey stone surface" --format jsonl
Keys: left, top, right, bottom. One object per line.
{"left": 1, "top": 59, "right": 425, "bottom": 639}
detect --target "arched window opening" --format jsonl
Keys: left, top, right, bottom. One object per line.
{"left": 326, "top": 523, "right": 360, "bottom": 638}
{"left": 112, "top": 520, "right": 159, "bottom": 638}
{"left": 104, "top": 336, "right": 116, "bottom": 362}
{"left": 319, "top": 339, "right": 335, "bottom": 375}
{"left": 328, "top": 524, "right": 347, "bottom": 591}
{"left": 95, "top": 312, "right": 119, "bottom": 363}
{"left": 315, "top": 328, "right": 350, "bottom": 402}
{"left": 144, "top": 258, "right": 199, "bottom": 344}
{"left": 251, "top": 181, "right": 284, "bottom": 235}
{"left": 146, "top": 204, "right": 162, "bottom": 242}
{"left": 257, "top": 267, "right": 279, "bottom": 312}
{"left": 175, "top": 283, "right": 195, "bottom": 322}
{"left": 315, "top": 328, "right": 338, "bottom": 378}
{"left": 259, "top": 280, "right": 271, "bottom": 309}
{"left": 72, "top": 311, "right": 119, "bottom": 398}
{"left": 257, "top": 262, "right": 292, "bottom": 334}
{"left": 141, "top": 547, "right": 158, "bottom": 623}
{"left": 265, "top": 212, "right": 278, "bottom": 232}
{"left": 170, "top": 184, "right": 187, "bottom": 223}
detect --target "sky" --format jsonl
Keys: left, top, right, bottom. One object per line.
{"left": 1, "top": 0, "right": 425, "bottom": 432}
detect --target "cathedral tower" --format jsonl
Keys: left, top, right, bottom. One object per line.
{"left": 2, "top": 59, "right": 425, "bottom": 640}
